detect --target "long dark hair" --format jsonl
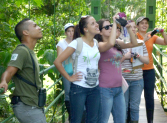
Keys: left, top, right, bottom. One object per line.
{"left": 94, "top": 19, "right": 123, "bottom": 53}
{"left": 94, "top": 19, "right": 110, "bottom": 42}
{"left": 73, "top": 15, "right": 92, "bottom": 40}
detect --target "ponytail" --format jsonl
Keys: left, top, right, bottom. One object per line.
{"left": 73, "top": 24, "right": 81, "bottom": 40}
{"left": 94, "top": 34, "right": 102, "bottom": 42}
{"left": 73, "top": 15, "right": 92, "bottom": 40}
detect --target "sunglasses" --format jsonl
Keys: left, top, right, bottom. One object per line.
{"left": 101, "top": 24, "right": 112, "bottom": 30}
{"left": 101, "top": 24, "right": 121, "bottom": 31}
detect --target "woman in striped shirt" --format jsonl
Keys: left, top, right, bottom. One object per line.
{"left": 121, "top": 20, "right": 149, "bottom": 123}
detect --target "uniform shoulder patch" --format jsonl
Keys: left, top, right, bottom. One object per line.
{"left": 11, "top": 54, "right": 18, "bottom": 60}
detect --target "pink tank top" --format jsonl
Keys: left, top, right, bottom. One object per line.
{"left": 98, "top": 47, "right": 123, "bottom": 88}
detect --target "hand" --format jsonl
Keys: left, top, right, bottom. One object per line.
{"left": 143, "top": 32, "right": 151, "bottom": 42}
{"left": 112, "top": 13, "right": 119, "bottom": 22}
{"left": 68, "top": 72, "right": 83, "bottom": 82}
{"left": 0, "top": 81, "right": 8, "bottom": 93}
{"left": 154, "top": 27, "right": 161, "bottom": 32}
{"left": 124, "top": 51, "right": 131, "bottom": 59}
{"left": 125, "top": 23, "right": 131, "bottom": 29}
{"left": 135, "top": 53, "right": 140, "bottom": 58}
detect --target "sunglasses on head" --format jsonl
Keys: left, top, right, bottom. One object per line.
{"left": 81, "top": 15, "right": 89, "bottom": 19}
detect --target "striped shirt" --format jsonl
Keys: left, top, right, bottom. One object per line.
{"left": 121, "top": 39, "right": 148, "bottom": 80}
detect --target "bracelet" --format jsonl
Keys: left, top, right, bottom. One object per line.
{"left": 137, "top": 54, "right": 140, "bottom": 58}
{"left": 160, "top": 29, "right": 164, "bottom": 33}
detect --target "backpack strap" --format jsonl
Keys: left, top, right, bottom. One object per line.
{"left": 73, "top": 38, "right": 98, "bottom": 74}
{"left": 15, "top": 44, "right": 37, "bottom": 89}
{"left": 93, "top": 38, "right": 99, "bottom": 47}
{"left": 73, "top": 37, "right": 83, "bottom": 74}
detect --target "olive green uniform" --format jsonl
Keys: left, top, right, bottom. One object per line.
{"left": 8, "top": 44, "right": 46, "bottom": 123}
{"left": 9, "top": 44, "right": 42, "bottom": 107}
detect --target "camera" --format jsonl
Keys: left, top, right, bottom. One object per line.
{"left": 116, "top": 18, "right": 127, "bottom": 27}
{"left": 116, "top": 12, "right": 127, "bottom": 27}
{"left": 150, "top": 29, "right": 159, "bottom": 37}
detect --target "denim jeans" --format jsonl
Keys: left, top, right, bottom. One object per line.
{"left": 124, "top": 79, "right": 144, "bottom": 121}
{"left": 62, "top": 76, "right": 71, "bottom": 101}
{"left": 98, "top": 86, "right": 126, "bottom": 123}
{"left": 143, "top": 69, "right": 155, "bottom": 110}
{"left": 12, "top": 102, "right": 46, "bottom": 123}
{"left": 69, "top": 83, "right": 100, "bottom": 123}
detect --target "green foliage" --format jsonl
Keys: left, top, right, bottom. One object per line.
{"left": 0, "top": 66, "right": 7, "bottom": 80}
{"left": 0, "top": 0, "right": 90, "bottom": 82}
{"left": 0, "top": 51, "right": 11, "bottom": 66}
{"left": 0, "top": 98, "right": 10, "bottom": 118}
{"left": 0, "top": 51, "right": 11, "bottom": 79}
{"left": 101, "top": 0, "right": 146, "bottom": 21}
{"left": 0, "top": 95, "right": 19, "bottom": 122}
{"left": 155, "top": 0, "right": 167, "bottom": 50}
{"left": 43, "top": 49, "right": 56, "bottom": 65}
{"left": 42, "top": 49, "right": 60, "bottom": 79}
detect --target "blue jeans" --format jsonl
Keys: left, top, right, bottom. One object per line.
{"left": 98, "top": 86, "right": 126, "bottom": 123}
{"left": 143, "top": 69, "right": 155, "bottom": 110}
{"left": 124, "top": 79, "right": 144, "bottom": 121}
{"left": 62, "top": 76, "right": 71, "bottom": 101}
{"left": 69, "top": 83, "right": 100, "bottom": 123}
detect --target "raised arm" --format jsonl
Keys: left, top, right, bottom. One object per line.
{"left": 98, "top": 15, "right": 118, "bottom": 52}
{"left": 0, "top": 66, "right": 18, "bottom": 92}
{"left": 118, "top": 24, "right": 138, "bottom": 49}
{"left": 98, "top": 22, "right": 117, "bottom": 52}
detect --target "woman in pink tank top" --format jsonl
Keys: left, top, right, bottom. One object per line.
{"left": 94, "top": 16, "right": 137, "bottom": 123}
